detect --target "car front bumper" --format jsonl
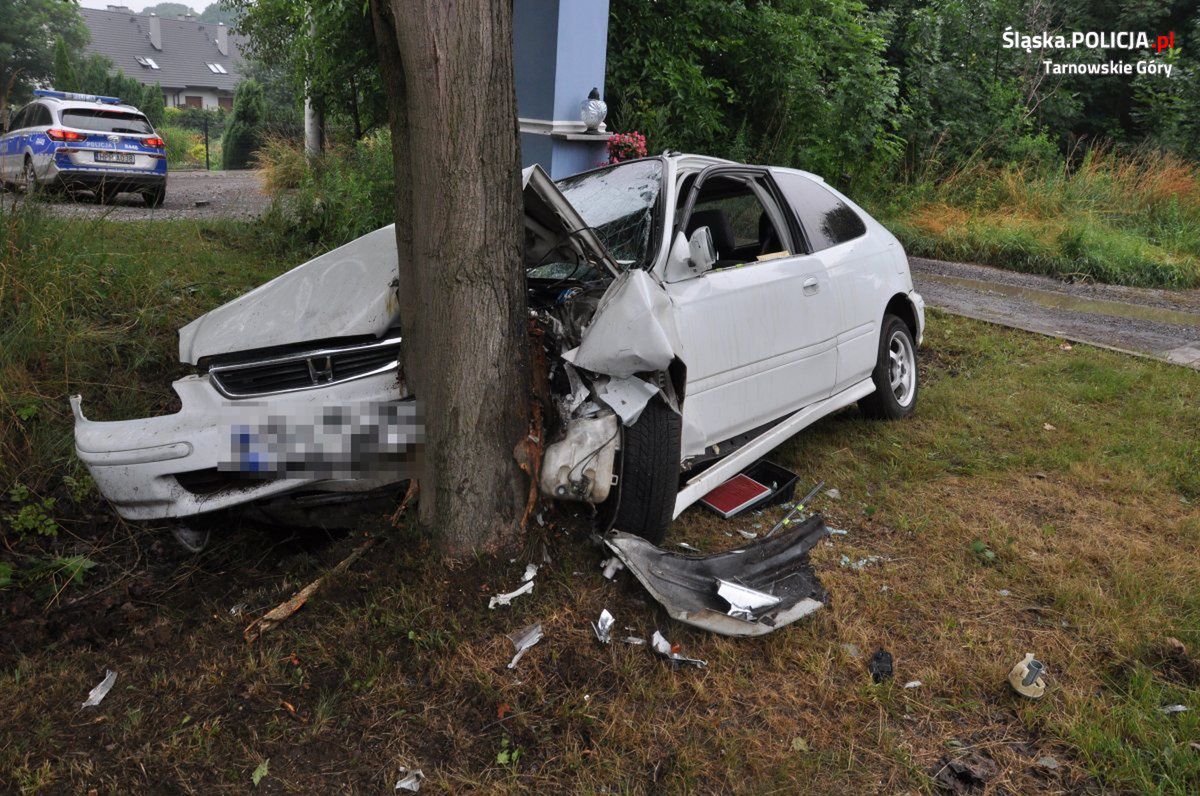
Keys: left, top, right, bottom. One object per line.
{"left": 72, "top": 369, "right": 407, "bottom": 521}
{"left": 910, "top": 289, "right": 926, "bottom": 345}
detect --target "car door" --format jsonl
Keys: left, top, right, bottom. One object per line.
{"left": 0, "top": 105, "right": 29, "bottom": 180}
{"left": 771, "top": 168, "right": 882, "bottom": 389}
{"left": 665, "top": 166, "right": 840, "bottom": 453}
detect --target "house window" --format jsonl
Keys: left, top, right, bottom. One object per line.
{"left": 184, "top": 95, "right": 203, "bottom": 109}
{"left": 146, "top": 57, "right": 159, "bottom": 69}
{"left": 206, "top": 63, "right": 228, "bottom": 74}
{"left": 218, "top": 96, "right": 233, "bottom": 111}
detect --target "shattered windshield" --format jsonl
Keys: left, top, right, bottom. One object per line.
{"left": 556, "top": 159, "right": 663, "bottom": 271}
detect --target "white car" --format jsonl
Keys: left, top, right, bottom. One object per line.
{"left": 72, "top": 154, "right": 923, "bottom": 543}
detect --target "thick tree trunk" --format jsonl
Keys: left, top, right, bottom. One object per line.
{"left": 371, "top": 0, "right": 530, "bottom": 555}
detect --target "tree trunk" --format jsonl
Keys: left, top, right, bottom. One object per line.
{"left": 370, "top": 0, "right": 530, "bottom": 555}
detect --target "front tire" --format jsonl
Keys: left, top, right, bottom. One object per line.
{"left": 859, "top": 314, "right": 919, "bottom": 420}
{"left": 600, "top": 400, "right": 681, "bottom": 544}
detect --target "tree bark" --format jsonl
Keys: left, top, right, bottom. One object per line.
{"left": 370, "top": 0, "right": 530, "bottom": 555}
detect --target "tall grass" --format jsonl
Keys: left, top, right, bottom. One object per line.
{"left": 878, "top": 146, "right": 1200, "bottom": 288}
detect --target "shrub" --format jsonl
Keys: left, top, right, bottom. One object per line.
{"left": 221, "top": 79, "right": 265, "bottom": 170}
{"left": 255, "top": 135, "right": 307, "bottom": 192}
{"left": 159, "top": 125, "right": 201, "bottom": 168}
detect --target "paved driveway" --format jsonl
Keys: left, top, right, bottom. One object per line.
{"left": 912, "top": 257, "right": 1200, "bottom": 370}
{"left": 5, "top": 169, "right": 270, "bottom": 220}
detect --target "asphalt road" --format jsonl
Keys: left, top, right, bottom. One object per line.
{"left": 6, "top": 168, "right": 270, "bottom": 221}
{"left": 911, "top": 257, "right": 1200, "bottom": 370}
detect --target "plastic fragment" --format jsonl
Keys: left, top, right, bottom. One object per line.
{"left": 489, "top": 580, "right": 534, "bottom": 610}
{"left": 82, "top": 669, "right": 117, "bottom": 708}
{"left": 825, "top": 488, "right": 842, "bottom": 500}
{"left": 1159, "top": 704, "right": 1189, "bottom": 715}
{"left": 1008, "top": 653, "right": 1047, "bottom": 698}
{"left": 998, "top": 589, "right": 1011, "bottom": 597}
{"left": 676, "top": 542, "right": 701, "bottom": 552}
{"left": 522, "top": 563, "right": 539, "bottom": 582}
{"left": 828, "top": 528, "right": 848, "bottom": 536}
{"left": 395, "top": 767, "right": 425, "bottom": 791}
{"left": 840, "top": 554, "right": 884, "bottom": 570}
{"left": 650, "top": 631, "right": 707, "bottom": 669}
{"left": 506, "top": 624, "right": 544, "bottom": 669}
{"left": 903, "top": 680, "right": 922, "bottom": 689}
{"left": 600, "top": 557, "right": 624, "bottom": 579}
{"left": 736, "top": 530, "right": 758, "bottom": 540}
{"left": 868, "top": 650, "right": 893, "bottom": 683}
{"left": 592, "top": 609, "right": 615, "bottom": 644}
{"left": 1036, "top": 756, "right": 1060, "bottom": 770}
{"left": 622, "top": 636, "right": 646, "bottom": 646}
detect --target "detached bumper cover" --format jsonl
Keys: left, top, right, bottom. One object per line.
{"left": 72, "top": 369, "right": 405, "bottom": 521}
{"left": 604, "top": 514, "right": 829, "bottom": 636}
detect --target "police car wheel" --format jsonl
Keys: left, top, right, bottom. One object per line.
{"left": 143, "top": 186, "right": 166, "bottom": 208}
{"left": 23, "top": 158, "right": 39, "bottom": 194}
{"left": 96, "top": 185, "right": 117, "bottom": 204}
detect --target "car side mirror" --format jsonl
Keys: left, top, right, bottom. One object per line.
{"left": 664, "top": 227, "right": 717, "bottom": 283}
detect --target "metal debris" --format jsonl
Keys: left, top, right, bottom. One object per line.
{"left": 394, "top": 767, "right": 425, "bottom": 792}
{"left": 716, "top": 578, "right": 781, "bottom": 620}
{"left": 522, "top": 563, "right": 539, "bottom": 582}
{"left": 1008, "top": 653, "right": 1047, "bottom": 698}
{"left": 506, "top": 624, "right": 544, "bottom": 669}
{"left": 622, "top": 636, "right": 646, "bottom": 646}
{"left": 736, "top": 530, "right": 758, "bottom": 540}
{"left": 650, "top": 631, "right": 707, "bottom": 669}
{"left": 82, "top": 669, "right": 117, "bottom": 708}
{"left": 1159, "top": 704, "right": 1189, "bottom": 715}
{"left": 592, "top": 609, "right": 615, "bottom": 644}
{"left": 489, "top": 580, "right": 534, "bottom": 610}
{"left": 676, "top": 542, "right": 701, "bottom": 552}
{"left": 868, "top": 650, "right": 893, "bottom": 683}
{"left": 600, "top": 557, "right": 624, "bottom": 579}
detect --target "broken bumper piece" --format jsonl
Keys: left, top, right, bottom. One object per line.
{"left": 604, "top": 514, "right": 829, "bottom": 636}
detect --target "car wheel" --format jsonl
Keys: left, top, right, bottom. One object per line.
{"left": 95, "top": 183, "right": 117, "bottom": 204}
{"left": 599, "top": 399, "right": 681, "bottom": 544}
{"left": 143, "top": 185, "right": 166, "bottom": 208}
{"left": 22, "top": 157, "right": 39, "bottom": 195}
{"left": 859, "top": 314, "right": 919, "bottom": 420}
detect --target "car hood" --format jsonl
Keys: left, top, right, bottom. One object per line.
{"left": 178, "top": 165, "right": 617, "bottom": 364}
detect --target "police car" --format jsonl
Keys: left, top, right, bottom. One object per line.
{"left": 0, "top": 89, "right": 167, "bottom": 206}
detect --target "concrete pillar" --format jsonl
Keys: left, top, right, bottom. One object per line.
{"left": 513, "top": 0, "right": 612, "bottom": 178}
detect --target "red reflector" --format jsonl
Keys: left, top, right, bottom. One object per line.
{"left": 46, "top": 129, "right": 86, "bottom": 142}
{"left": 144, "top": 137, "right": 165, "bottom": 148}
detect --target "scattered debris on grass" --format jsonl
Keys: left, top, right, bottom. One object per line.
{"left": 489, "top": 580, "right": 534, "bottom": 610}
{"left": 81, "top": 669, "right": 116, "bottom": 708}
{"left": 676, "top": 542, "right": 701, "bottom": 552}
{"left": 934, "top": 751, "right": 998, "bottom": 793}
{"left": 1008, "top": 653, "right": 1048, "bottom": 698}
{"left": 903, "top": 680, "right": 922, "bottom": 689}
{"left": 869, "top": 650, "right": 894, "bottom": 683}
{"left": 522, "top": 563, "right": 538, "bottom": 582}
{"left": 839, "top": 554, "right": 886, "bottom": 570}
{"left": 825, "top": 488, "right": 841, "bottom": 500}
{"left": 622, "top": 635, "right": 646, "bottom": 646}
{"left": 251, "top": 759, "right": 269, "bottom": 787}
{"left": 828, "top": 527, "right": 848, "bottom": 536}
{"left": 1043, "top": 422, "right": 1057, "bottom": 431}
{"left": 506, "top": 624, "right": 543, "bottom": 669}
{"left": 1037, "top": 756, "right": 1061, "bottom": 770}
{"left": 651, "top": 631, "right": 708, "bottom": 669}
{"left": 394, "top": 767, "right": 424, "bottom": 792}
{"left": 1158, "top": 704, "right": 1189, "bottom": 715}
{"left": 765, "top": 480, "right": 824, "bottom": 537}
{"left": 243, "top": 534, "right": 378, "bottom": 642}
{"left": 716, "top": 578, "right": 781, "bottom": 620}
{"left": 600, "top": 557, "right": 624, "bottom": 579}
{"left": 791, "top": 736, "right": 811, "bottom": 753}
{"left": 841, "top": 643, "right": 862, "bottom": 659}
{"left": 591, "top": 609, "right": 615, "bottom": 644}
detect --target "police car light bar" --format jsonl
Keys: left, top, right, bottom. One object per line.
{"left": 33, "top": 89, "right": 123, "bottom": 105}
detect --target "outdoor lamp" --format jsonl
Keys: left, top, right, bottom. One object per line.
{"left": 580, "top": 87, "right": 607, "bottom": 132}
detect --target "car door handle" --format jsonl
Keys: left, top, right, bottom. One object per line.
{"left": 802, "top": 277, "right": 820, "bottom": 296}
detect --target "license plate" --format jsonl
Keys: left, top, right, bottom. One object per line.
{"left": 94, "top": 151, "right": 134, "bottom": 164}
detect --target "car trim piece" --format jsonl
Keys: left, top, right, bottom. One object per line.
{"left": 208, "top": 334, "right": 403, "bottom": 399}
{"left": 672, "top": 377, "right": 875, "bottom": 518}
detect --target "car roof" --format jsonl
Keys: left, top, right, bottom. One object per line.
{"left": 31, "top": 95, "right": 142, "bottom": 114}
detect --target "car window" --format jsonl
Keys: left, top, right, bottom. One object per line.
{"left": 773, "top": 171, "right": 866, "bottom": 252}
{"left": 34, "top": 105, "right": 52, "bottom": 127}
{"left": 61, "top": 109, "right": 154, "bottom": 135}
{"left": 555, "top": 159, "right": 662, "bottom": 271}
{"left": 692, "top": 194, "right": 764, "bottom": 249}
{"left": 10, "top": 106, "right": 30, "bottom": 131}
{"left": 681, "top": 174, "right": 791, "bottom": 268}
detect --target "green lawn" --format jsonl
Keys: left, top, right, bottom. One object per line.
{"left": 1, "top": 212, "right": 1198, "bottom": 792}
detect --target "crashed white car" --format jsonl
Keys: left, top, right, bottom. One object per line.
{"left": 73, "top": 154, "right": 923, "bottom": 544}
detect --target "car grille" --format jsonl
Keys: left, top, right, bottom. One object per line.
{"left": 208, "top": 335, "right": 402, "bottom": 398}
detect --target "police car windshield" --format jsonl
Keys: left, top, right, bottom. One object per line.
{"left": 61, "top": 109, "right": 153, "bottom": 135}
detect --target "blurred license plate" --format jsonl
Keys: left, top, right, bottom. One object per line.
{"left": 94, "top": 151, "right": 134, "bottom": 164}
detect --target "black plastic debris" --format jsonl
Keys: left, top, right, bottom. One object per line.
{"left": 699, "top": 460, "right": 799, "bottom": 519}
{"left": 868, "top": 649, "right": 894, "bottom": 683}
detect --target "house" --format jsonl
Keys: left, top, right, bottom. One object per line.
{"left": 78, "top": 5, "right": 246, "bottom": 111}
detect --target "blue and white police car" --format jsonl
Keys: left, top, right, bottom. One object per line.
{"left": 0, "top": 89, "right": 167, "bottom": 206}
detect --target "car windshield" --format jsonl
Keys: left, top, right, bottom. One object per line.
{"left": 555, "top": 158, "right": 663, "bottom": 271}
{"left": 61, "top": 109, "right": 154, "bottom": 135}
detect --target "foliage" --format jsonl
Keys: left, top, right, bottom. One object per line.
{"left": 221, "top": 79, "right": 266, "bottom": 169}
{"left": 255, "top": 129, "right": 396, "bottom": 249}
{"left": 607, "top": 131, "right": 647, "bottom": 164}
{"left": 0, "top": 0, "right": 88, "bottom": 121}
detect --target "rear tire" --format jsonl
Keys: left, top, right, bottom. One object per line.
{"left": 859, "top": 314, "right": 919, "bottom": 420}
{"left": 600, "top": 400, "right": 681, "bottom": 544}
{"left": 22, "top": 157, "right": 39, "bottom": 195}
{"left": 143, "top": 185, "right": 166, "bottom": 208}
{"left": 96, "top": 184, "right": 117, "bottom": 204}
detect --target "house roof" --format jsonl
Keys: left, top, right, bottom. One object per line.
{"left": 78, "top": 7, "right": 247, "bottom": 93}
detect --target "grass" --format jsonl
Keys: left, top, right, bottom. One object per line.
{"left": 878, "top": 147, "right": 1200, "bottom": 288}
{"left": 1, "top": 208, "right": 1199, "bottom": 791}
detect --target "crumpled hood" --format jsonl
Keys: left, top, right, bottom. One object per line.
{"left": 178, "top": 165, "right": 615, "bottom": 364}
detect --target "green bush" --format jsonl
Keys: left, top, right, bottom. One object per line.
{"left": 221, "top": 79, "right": 265, "bottom": 170}
{"left": 159, "top": 125, "right": 201, "bottom": 168}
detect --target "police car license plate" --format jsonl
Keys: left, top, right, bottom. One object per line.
{"left": 94, "top": 151, "right": 134, "bottom": 164}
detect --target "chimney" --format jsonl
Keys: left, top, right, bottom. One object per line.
{"left": 148, "top": 13, "right": 162, "bottom": 50}
{"left": 217, "top": 23, "right": 228, "bottom": 57}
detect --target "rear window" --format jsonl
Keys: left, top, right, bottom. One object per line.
{"left": 61, "top": 109, "right": 153, "bottom": 135}
{"left": 773, "top": 171, "right": 866, "bottom": 252}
